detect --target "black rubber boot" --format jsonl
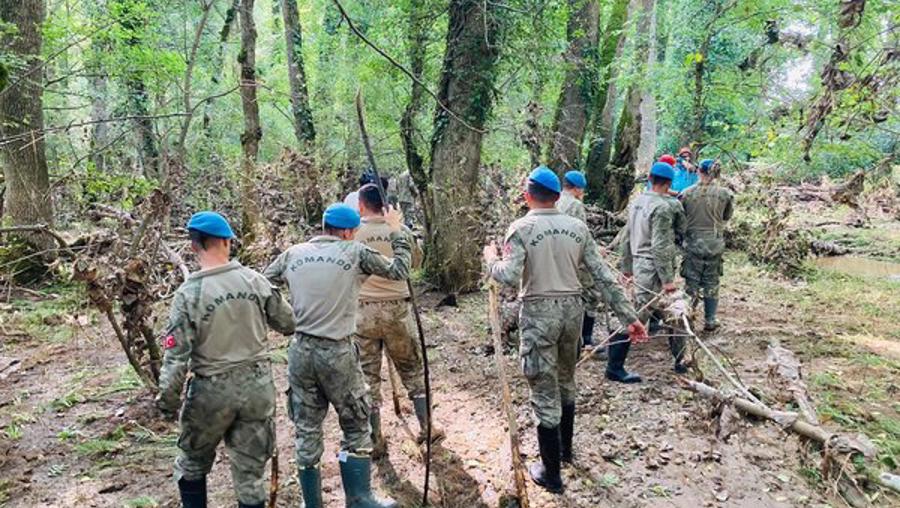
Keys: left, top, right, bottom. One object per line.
{"left": 704, "top": 297, "right": 719, "bottom": 331}
{"left": 369, "top": 410, "right": 387, "bottom": 459}
{"left": 177, "top": 477, "right": 207, "bottom": 508}
{"left": 299, "top": 465, "right": 323, "bottom": 508}
{"left": 413, "top": 395, "right": 445, "bottom": 444}
{"left": 669, "top": 335, "right": 688, "bottom": 373}
{"left": 581, "top": 314, "right": 595, "bottom": 347}
{"left": 559, "top": 403, "right": 576, "bottom": 464}
{"left": 605, "top": 334, "right": 642, "bottom": 383}
{"left": 339, "top": 453, "right": 398, "bottom": 508}
{"left": 529, "top": 425, "right": 563, "bottom": 493}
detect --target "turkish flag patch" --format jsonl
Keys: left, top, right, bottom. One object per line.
{"left": 163, "top": 334, "right": 176, "bottom": 349}
{"left": 502, "top": 242, "right": 512, "bottom": 256}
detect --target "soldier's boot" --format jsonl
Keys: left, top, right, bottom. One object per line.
{"left": 605, "top": 333, "right": 642, "bottom": 383}
{"left": 369, "top": 410, "right": 387, "bottom": 459}
{"left": 703, "top": 297, "right": 719, "bottom": 331}
{"left": 559, "top": 403, "right": 576, "bottom": 464}
{"left": 339, "top": 454, "right": 398, "bottom": 508}
{"left": 529, "top": 425, "right": 564, "bottom": 493}
{"left": 413, "top": 396, "right": 445, "bottom": 444}
{"left": 581, "top": 314, "right": 606, "bottom": 359}
{"left": 299, "top": 465, "right": 323, "bottom": 508}
{"left": 238, "top": 503, "right": 263, "bottom": 508}
{"left": 177, "top": 477, "right": 207, "bottom": 508}
{"left": 669, "top": 335, "right": 688, "bottom": 374}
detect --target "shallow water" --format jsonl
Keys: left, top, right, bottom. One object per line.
{"left": 815, "top": 255, "right": 900, "bottom": 281}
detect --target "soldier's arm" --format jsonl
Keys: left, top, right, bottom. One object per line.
{"left": 155, "top": 290, "right": 195, "bottom": 415}
{"left": 264, "top": 286, "right": 295, "bottom": 335}
{"left": 358, "top": 231, "right": 411, "bottom": 280}
{"left": 619, "top": 220, "right": 634, "bottom": 274}
{"left": 584, "top": 234, "right": 639, "bottom": 325}
{"left": 263, "top": 250, "right": 288, "bottom": 286}
{"left": 722, "top": 190, "right": 735, "bottom": 222}
{"left": 488, "top": 229, "right": 526, "bottom": 287}
{"left": 573, "top": 201, "right": 587, "bottom": 223}
{"left": 650, "top": 207, "right": 676, "bottom": 284}
{"left": 673, "top": 202, "right": 687, "bottom": 247}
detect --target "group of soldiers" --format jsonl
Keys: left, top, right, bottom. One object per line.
{"left": 155, "top": 151, "right": 733, "bottom": 506}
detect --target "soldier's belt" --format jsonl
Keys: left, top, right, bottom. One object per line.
{"left": 359, "top": 297, "right": 411, "bottom": 306}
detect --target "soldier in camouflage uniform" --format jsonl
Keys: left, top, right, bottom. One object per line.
{"left": 680, "top": 159, "right": 734, "bottom": 330}
{"left": 485, "top": 166, "right": 647, "bottom": 493}
{"left": 156, "top": 211, "right": 295, "bottom": 508}
{"left": 353, "top": 184, "right": 444, "bottom": 457}
{"left": 621, "top": 162, "right": 688, "bottom": 373}
{"left": 264, "top": 203, "right": 407, "bottom": 508}
{"left": 556, "top": 170, "right": 605, "bottom": 353}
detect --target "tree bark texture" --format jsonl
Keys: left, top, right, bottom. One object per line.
{"left": 0, "top": 0, "right": 54, "bottom": 239}
{"left": 238, "top": 0, "right": 262, "bottom": 243}
{"left": 604, "top": 84, "right": 642, "bottom": 212}
{"left": 280, "top": 0, "right": 316, "bottom": 151}
{"left": 401, "top": 0, "right": 431, "bottom": 229}
{"left": 427, "top": 0, "right": 502, "bottom": 292}
{"left": 546, "top": 0, "right": 600, "bottom": 174}
{"left": 583, "top": 0, "right": 629, "bottom": 202}
{"left": 635, "top": 0, "right": 658, "bottom": 174}
{"left": 203, "top": 0, "right": 240, "bottom": 134}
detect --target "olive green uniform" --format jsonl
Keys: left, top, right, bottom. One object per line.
{"left": 354, "top": 218, "right": 424, "bottom": 407}
{"left": 157, "top": 261, "right": 295, "bottom": 506}
{"left": 489, "top": 209, "right": 638, "bottom": 427}
{"left": 557, "top": 190, "right": 601, "bottom": 320}
{"left": 680, "top": 182, "right": 734, "bottom": 299}
{"left": 264, "top": 234, "right": 410, "bottom": 467}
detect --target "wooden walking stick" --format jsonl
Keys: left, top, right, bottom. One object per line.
{"left": 355, "top": 90, "right": 435, "bottom": 506}
{"left": 488, "top": 281, "right": 530, "bottom": 508}
{"left": 268, "top": 413, "right": 279, "bottom": 507}
{"left": 386, "top": 357, "right": 404, "bottom": 418}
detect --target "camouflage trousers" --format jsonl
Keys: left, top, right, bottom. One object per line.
{"left": 633, "top": 257, "right": 668, "bottom": 320}
{"left": 175, "top": 362, "right": 275, "bottom": 505}
{"left": 355, "top": 299, "right": 425, "bottom": 407}
{"left": 681, "top": 252, "right": 723, "bottom": 299}
{"left": 519, "top": 295, "right": 583, "bottom": 428}
{"left": 286, "top": 334, "right": 372, "bottom": 467}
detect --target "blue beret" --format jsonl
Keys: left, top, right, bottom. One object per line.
{"left": 186, "top": 211, "right": 235, "bottom": 239}
{"left": 564, "top": 170, "right": 587, "bottom": 189}
{"left": 323, "top": 203, "right": 361, "bottom": 229}
{"left": 649, "top": 162, "right": 674, "bottom": 180}
{"left": 528, "top": 165, "right": 561, "bottom": 194}
{"left": 699, "top": 159, "right": 715, "bottom": 173}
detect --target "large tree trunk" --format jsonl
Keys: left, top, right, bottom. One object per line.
{"left": 593, "top": 0, "right": 653, "bottom": 211}
{"left": 280, "top": 0, "right": 316, "bottom": 151}
{"left": 203, "top": 0, "right": 240, "bottom": 134}
{"left": 400, "top": 0, "right": 431, "bottom": 229}
{"left": 635, "top": 0, "right": 658, "bottom": 173}
{"left": 546, "top": 0, "right": 600, "bottom": 173}
{"left": 583, "top": 0, "right": 629, "bottom": 202}
{"left": 427, "top": 0, "right": 503, "bottom": 293}
{"left": 238, "top": 0, "right": 262, "bottom": 243}
{"left": 0, "top": 0, "right": 53, "bottom": 243}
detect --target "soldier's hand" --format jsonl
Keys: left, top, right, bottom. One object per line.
{"left": 384, "top": 206, "right": 404, "bottom": 231}
{"left": 663, "top": 282, "right": 677, "bottom": 293}
{"left": 154, "top": 395, "right": 178, "bottom": 421}
{"left": 627, "top": 320, "right": 649, "bottom": 343}
{"left": 620, "top": 272, "right": 633, "bottom": 286}
{"left": 482, "top": 242, "right": 499, "bottom": 263}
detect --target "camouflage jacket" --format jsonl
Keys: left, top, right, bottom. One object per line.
{"left": 489, "top": 209, "right": 638, "bottom": 326}
{"left": 680, "top": 182, "right": 734, "bottom": 258}
{"left": 157, "top": 261, "right": 295, "bottom": 413}
{"left": 264, "top": 233, "right": 410, "bottom": 340}
{"left": 621, "top": 191, "right": 685, "bottom": 284}
{"left": 556, "top": 191, "right": 587, "bottom": 223}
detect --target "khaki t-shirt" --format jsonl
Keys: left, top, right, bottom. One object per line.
{"left": 355, "top": 217, "right": 421, "bottom": 302}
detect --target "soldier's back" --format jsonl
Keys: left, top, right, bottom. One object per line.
{"left": 510, "top": 210, "right": 588, "bottom": 299}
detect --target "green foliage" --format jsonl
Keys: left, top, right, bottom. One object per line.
{"left": 83, "top": 163, "right": 155, "bottom": 209}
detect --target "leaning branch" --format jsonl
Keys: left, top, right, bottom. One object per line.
{"left": 0, "top": 224, "right": 69, "bottom": 250}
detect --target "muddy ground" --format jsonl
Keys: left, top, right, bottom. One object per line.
{"left": 1, "top": 204, "right": 899, "bottom": 508}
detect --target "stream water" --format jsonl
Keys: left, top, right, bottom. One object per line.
{"left": 814, "top": 255, "right": 900, "bottom": 282}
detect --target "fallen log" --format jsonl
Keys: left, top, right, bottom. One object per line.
{"left": 766, "top": 343, "right": 820, "bottom": 425}
{"left": 680, "top": 379, "right": 900, "bottom": 497}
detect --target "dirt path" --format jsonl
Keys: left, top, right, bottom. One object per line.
{"left": 4, "top": 277, "right": 866, "bottom": 508}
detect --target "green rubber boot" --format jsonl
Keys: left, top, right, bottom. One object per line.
{"left": 370, "top": 410, "right": 387, "bottom": 459}
{"left": 704, "top": 297, "right": 719, "bottom": 331}
{"left": 299, "top": 464, "right": 323, "bottom": 508}
{"left": 339, "top": 453, "right": 397, "bottom": 508}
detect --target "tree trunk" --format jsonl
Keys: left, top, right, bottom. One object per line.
{"left": 546, "top": 0, "right": 600, "bottom": 173}
{"left": 426, "top": 0, "right": 503, "bottom": 293}
{"left": 583, "top": 0, "right": 629, "bottom": 202}
{"left": 280, "top": 0, "right": 316, "bottom": 151}
{"left": 635, "top": 0, "right": 658, "bottom": 173}
{"left": 400, "top": 0, "right": 431, "bottom": 229}
{"left": 0, "top": 0, "right": 54, "bottom": 243}
{"left": 602, "top": 85, "right": 642, "bottom": 212}
{"left": 203, "top": 0, "right": 240, "bottom": 134}
{"left": 238, "top": 0, "right": 262, "bottom": 243}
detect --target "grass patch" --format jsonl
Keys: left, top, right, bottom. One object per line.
{"left": 3, "top": 424, "right": 22, "bottom": 441}
{"left": 74, "top": 438, "right": 125, "bottom": 457}
{"left": 9, "top": 283, "right": 89, "bottom": 343}
{"left": 0, "top": 479, "right": 10, "bottom": 505}
{"left": 124, "top": 497, "right": 159, "bottom": 508}
{"left": 48, "top": 389, "right": 87, "bottom": 412}
{"left": 92, "top": 366, "right": 143, "bottom": 398}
